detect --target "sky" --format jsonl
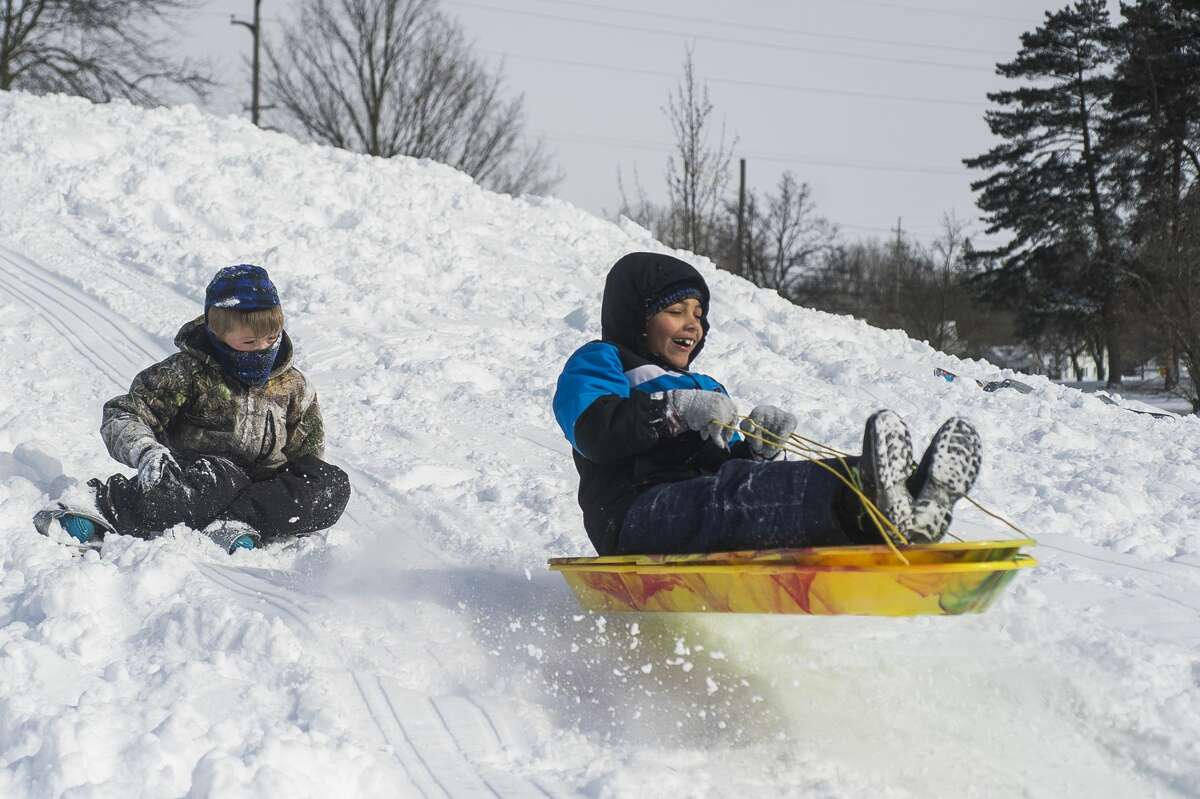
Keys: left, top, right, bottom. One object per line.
{"left": 179, "top": 0, "right": 1121, "bottom": 252}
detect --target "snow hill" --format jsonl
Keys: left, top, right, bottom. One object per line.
{"left": 0, "top": 92, "right": 1198, "bottom": 798}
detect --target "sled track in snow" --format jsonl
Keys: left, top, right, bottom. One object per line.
{"left": 196, "top": 561, "right": 562, "bottom": 798}
{"left": 351, "top": 672, "right": 451, "bottom": 798}
{"left": 0, "top": 248, "right": 164, "bottom": 364}
{"left": 194, "top": 564, "right": 442, "bottom": 796}
{"left": 351, "top": 672, "right": 561, "bottom": 799}
{"left": 337, "top": 462, "right": 452, "bottom": 568}
{"left": 0, "top": 260, "right": 128, "bottom": 390}
{"left": 195, "top": 561, "right": 319, "bottom": 637}
{"left": 0, "top": 246, "right": 165, "bottom": 389}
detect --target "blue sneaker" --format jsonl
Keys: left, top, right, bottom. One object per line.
{"left": 200, "top": 520, "right": 262, "bottom": 553}
{"left": 59, "top": 514, "right": 96, "bottom": 543}
{"left": 231, "top": 534, "right": 257, "bottom": 550}
{"left": 33, "top": 503, "right": 112, "bottom": 549}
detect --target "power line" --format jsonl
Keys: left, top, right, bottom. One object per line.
{"left": 528, "top": 0, "right": 1013, "bottom": 57}
{"left": 834, "top": 0, "right": 1035, "bottom": 25}
{"left": 485, "top": 50, "right": 986, "bottom": 108}
{"left": 540, "top": 130, "right": 972, "bottom": 176}
{"left": 194, "top": 9, "right": 282, "bottom": 21}
{"left": 837, "top": 221, "right": 1005, "bottom": 246}
{"left": 549, "top": 130, "right": 1009, "bottom": 244}
{"left": 444, "top": 1, "right": 993, "bottom": 73}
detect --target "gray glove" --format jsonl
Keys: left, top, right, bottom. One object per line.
{"left": 136, "top": 445, "right": 179, "bottom": 492}
{"left": 739, "top": 405, "right": 797, "bottom": 460}
{"left": 663, "top": 389, "right": 739, "bottom": 449}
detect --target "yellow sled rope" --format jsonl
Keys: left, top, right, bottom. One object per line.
{"left": 549, "top": 417, "right": 1037, "bottom": 616}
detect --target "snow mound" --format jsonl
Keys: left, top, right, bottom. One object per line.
{"left": 1, "top": 92, "right": 1198, "bottom": 798}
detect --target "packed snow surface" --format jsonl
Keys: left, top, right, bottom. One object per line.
{"left": 1, "top": 93, "right": 1198, "bottom": 798}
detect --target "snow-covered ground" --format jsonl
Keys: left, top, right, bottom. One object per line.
{"left": 1, "top": 92, "right": 1198, "bottom": 798}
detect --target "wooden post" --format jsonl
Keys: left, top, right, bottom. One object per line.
{"left": 231, "top": 0, "right": 264, "bottom": 126}
{"left": 892, "top": 216, "right": 903, "bottom": 309}
{"left": 735, "top": 158, "right": 746, "bottom": 275}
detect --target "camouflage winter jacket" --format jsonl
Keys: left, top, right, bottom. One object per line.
{"left": 101, "top": 317, "right": 324, "bottom": 477}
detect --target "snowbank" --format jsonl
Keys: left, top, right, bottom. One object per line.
{"left": 1, "top": 92, "right": 1197, "bottom": 797}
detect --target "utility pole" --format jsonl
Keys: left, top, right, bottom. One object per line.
{"left": 892, "top": 216, "right": 903, "bottom": 310}
{"left": 231, "top": 0, "right": 264, "bottom": 126}
{"left": 735, "top": 158, "right": 746, "bottom": 276}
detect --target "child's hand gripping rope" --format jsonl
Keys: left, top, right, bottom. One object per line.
{"left": 739, "top": 405, "right": 798, "bottom": 460}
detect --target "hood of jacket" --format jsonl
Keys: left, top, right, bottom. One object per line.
{"left": 600, "top": 252, "right": 711, "bottom": 371}
{"left": 174, "top": 316, "right": 294, "bottom": 381}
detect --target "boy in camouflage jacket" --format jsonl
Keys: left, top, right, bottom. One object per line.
{"left": 60, "top": 264, "right": 350, "bottom": 548}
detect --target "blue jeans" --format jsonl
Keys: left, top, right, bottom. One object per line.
{"left": 616, "top": 457, "right": 855, "bottom": 555}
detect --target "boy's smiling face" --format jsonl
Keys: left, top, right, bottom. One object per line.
{"left": 645, "top": 298, "right": 704, "bottom": 370}
{"left": 217, "top": 322, "right": 281, "bottom": 352}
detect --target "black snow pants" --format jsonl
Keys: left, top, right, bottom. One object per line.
{"left": 616, "top": 456, "right": 875, "bottom": 555}
{"left": 90, "top": 452, "right": 351, "bottom": 543}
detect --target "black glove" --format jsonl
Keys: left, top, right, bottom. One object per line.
{"left": 136, "top": 445, "right": 180, "bottom": 491}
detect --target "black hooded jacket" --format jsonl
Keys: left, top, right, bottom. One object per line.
{"left": 553, "top": 252, "right": 749, "bottom": 554}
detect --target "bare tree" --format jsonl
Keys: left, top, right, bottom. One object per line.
{"left": 789, "top": 213, "right": 1011, "bottom": 358}
{"left": 916, "top": 212, "right": 970, "bottom": 352}
{"left": 888, "top": 215, "right": 1005, "bottom": 355}
{"left": 265, "top": 0, "right": 560, "bottom": 195}
{"left": 0, "top": 0, "right": 211, "bottom": 103}
{"left": 486, "top": 137, "right": 562, "bottom": 196}
{"left": 616, "top": 163, "right": 671, "bottom": 237}
{"left": 662, "top": 44, "right": 737, "bottom": 256}
{"left": 743, "top": 171, "right": 837, "bottom": 296}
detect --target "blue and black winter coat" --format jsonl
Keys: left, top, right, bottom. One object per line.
{"left": 553, "top": 252, "right": 750, "bottom": 555}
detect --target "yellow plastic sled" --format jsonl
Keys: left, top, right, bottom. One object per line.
{"left": 548, "top": 539, "right": 1036, "bottom": 616}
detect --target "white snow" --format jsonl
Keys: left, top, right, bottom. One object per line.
{"left": 1, "top": 92, "right": 1198, "bottom": 797}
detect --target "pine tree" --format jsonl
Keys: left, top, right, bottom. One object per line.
{"left": 1107, "top": 0, "right": 1200, "bottom": 245}
{"left": 1108, "top": 1, "right": 1200, "bottom": 397}
{"left": 964, "top": 1, "right": 1124, "bottom": 386}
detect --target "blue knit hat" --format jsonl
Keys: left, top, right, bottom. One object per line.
{"left": 645, "top": 280, "right": 705, "bottom": 319}
{"left": 205, "top": 264, "right": 280, "bottom": 313}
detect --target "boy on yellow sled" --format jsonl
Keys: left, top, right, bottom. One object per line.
{"left": 552, "top": 252, "right": 982, "bottom": 556}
